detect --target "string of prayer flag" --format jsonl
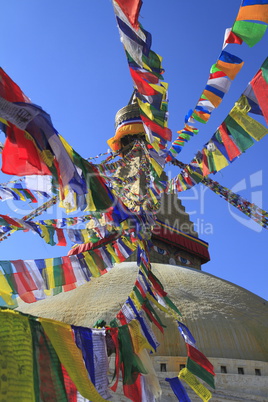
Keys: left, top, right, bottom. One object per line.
{"left": 171, "top": 1, "right": 268, "bottom": 156}
{"left": 203, "top": 177, "right": 268, "bottom": 228}
{"left": 109, "top": 0, "right": 171, "bottom": 153}
{"left": 168, "top": 57, "right": 268, "bottom": 213}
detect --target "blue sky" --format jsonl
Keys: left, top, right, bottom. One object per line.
{"left": 1, "top": 0, "right": 267, "bottom": 300}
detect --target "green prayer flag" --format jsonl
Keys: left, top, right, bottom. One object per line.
{"left": 232, "top": 21, "right": 267, "bottom": 47}
{"left": 52, "top": 286, "right": 63, "bottom": 296}
{"left": 224, "top": 115, "right": 254, "bottom": 152}
{"left": 210, "top": 64, "right": 222, "bottom": 74}
{"left": 207, "top": 151, "right": 217, "bottom": 173}
{"left": 163, "top": 295, "right": 182, "bottom": 316}
{"left": 133, "top": 286, "right": 145, "bottom": 305}
{"left": 118, "top": 326, "right": 147, "bottom": 385}
{"left": 53, "top": 257, "right": 64, "bottom": 287}
{"left": 179, "top": 133, "right": 191, "bottom": 140}
{"left": 187, "top": 358, "right": 215, "bottom": 389}
{"left": 142, "top": 50, "right": 164, "bottom": 79}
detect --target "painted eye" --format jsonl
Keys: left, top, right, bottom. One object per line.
{"left": 177, "top": 256, "right": 192, "bottom": 265}
{"left": 153, "top": 245, "right": 168, "bottom": 256}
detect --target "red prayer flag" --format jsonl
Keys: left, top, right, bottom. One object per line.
{"left": 61, "top": 256, "right": 77, "bottom": 285}
{"left": 187, "top": 344, "right": 215, "bottom": 376}
{"left": 0, "top": 67, "right": 30, "bottom": 103}
{"left": 130, "top": 68, "right": 159, "bottom": 96}
{"left": 109, "top": 328, "right": 120, "bottom": 392}
{"left": 63, "top": 283, "right": 76, "bottom": 292}
{"left": 251, "top": 69, "right": 268, "bottom": 124}
{"left": 123, "top": 373, "right": 142, "bottom": 402}
{"left": 55, "top": 228, "right": 67, "bottom": 247}
{"left": 209, "top": 71, "right": 227, "bottom": 79}
{"left": 218, "top": 123, "right": 241, "bottom": 161}
{"left": 148, "top": 272, "right": 167, "bottom": 297}
{"left": 116, "top": 310, "right": 128, "bottom": 325}
{"left": 135, "top": 281, "right": 146, "bottom": 298}
{"left": 11, "top": 260, "right": 37, "bottom": 303}
{"left": 113, "top": 242, "right": 126, "bottom": 262}
{"left": 115, "top": 0, "right": 142, "bottom": 29}
{"left": 201, "top": 150, "right": 210, "bottom": 176}
{"left": 61, "top": 365, "right": 78, "bottom": 402}
{"left": 225, "top": 30, "right": 243, "bottom": 45}
{"left": 2, "top": 124, "right": 51, "bottom": 176}
{"left": 141, "top": 115, "right": 172, "bottom": 141}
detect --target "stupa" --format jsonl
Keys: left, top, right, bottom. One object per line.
{"left": 18, "top": 104, "right": 268, "bottom": 401}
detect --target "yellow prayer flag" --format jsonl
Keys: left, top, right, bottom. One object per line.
{"left": 0, "top": 272, "right": 15, "bottom": 306}
{"left": 212, "top": 147, "right": 229, "bottom": 171}
{"left": 12, "top": 188, "right": 26, "bottom": 201}
{"left": 0, "top": 117, "right": 8, "bottom": 126}
{"left": 40, "top": 225, "right": 51, "bottom": 245}
{"left": 149, "top": 83, "right": 167, "bottom": 95}
{"left": 179, "top": 368, "right": 212, "bottom": 401}
{"left": 130, "top": 290, "right": 142, "bottom": 311}
{"left": 150, "top": 156, "right": 163, "bottom": 177}
{"left": 128, "top": 319, "right": 154, "bottom": 354}
{"left": 230, "top": 98, "right": 268, "bottom": 141}
{"left": 81, "top": 229, "right": 91, "bottom": 243}
{"left": 177, "top": 175, "right": 188, "bottom": 191}
{"left": 83, "top": 252, "right": 101, "bottom": 277}
{"left": 85, "top": 190, "right": 97, "bottom": 212}
{"left": 137, "top": 99, "right": 154, "bottom": 121}
{"left": 146, "top": 292, "right": 170, "bottom": 316}
{"left": 150, "top": 138, "right": 161, "bottom": 153}
{"left": 0, "top": 310, "right": 35, "bottom": 400}
{"left": 59, "top": 188, "right": 78, "bottom": 213}
{"left": 106, "top": 243, "right": 121, "bottom": 264}
{"left": 40, "top": 318, "right": 109, "bottom": 402}
{"left": 59, "top": 134, "right": 75, "bottom": 161}
{"left": 45, "top": 258, "right": 55, "bottom": 289}
{"left": 121, "top": 236, "right": 137, "bottom": 251}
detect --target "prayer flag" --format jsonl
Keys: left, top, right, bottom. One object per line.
{"left": 186, "top": 344, "right": 215, "bottom": 375}
{"left": 165, "top": 377, "right": 191, "bottom": 401}
{"left": 114, "top": 0, "right": 142, "bottom": 29}
{"left": 251, "top": 69, "right": 268, "bottom": 124}
{"left": 236, "top": 3, "right": 268, "bottom": 25}
{"left": 187, "top": 358, "right": 215, "bottom": 389}
{"left": 179, "top": 368, "right": 212, "bottom": 401}
{"left": 216, "top": 51, "right": 244, "bottom": 80}
{"left": 232, "top": 21, "right": 267, "bottom": 47}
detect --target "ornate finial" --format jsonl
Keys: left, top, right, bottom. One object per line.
{"left": 107, "top": 100, "right": 145, "bottom": 152}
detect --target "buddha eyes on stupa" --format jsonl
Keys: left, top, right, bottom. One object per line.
{"left": 177, "top": 256, "right": 192, "bottom": 266}
{"left": 153, "top": 245, "right": 168, "bottom": 256}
